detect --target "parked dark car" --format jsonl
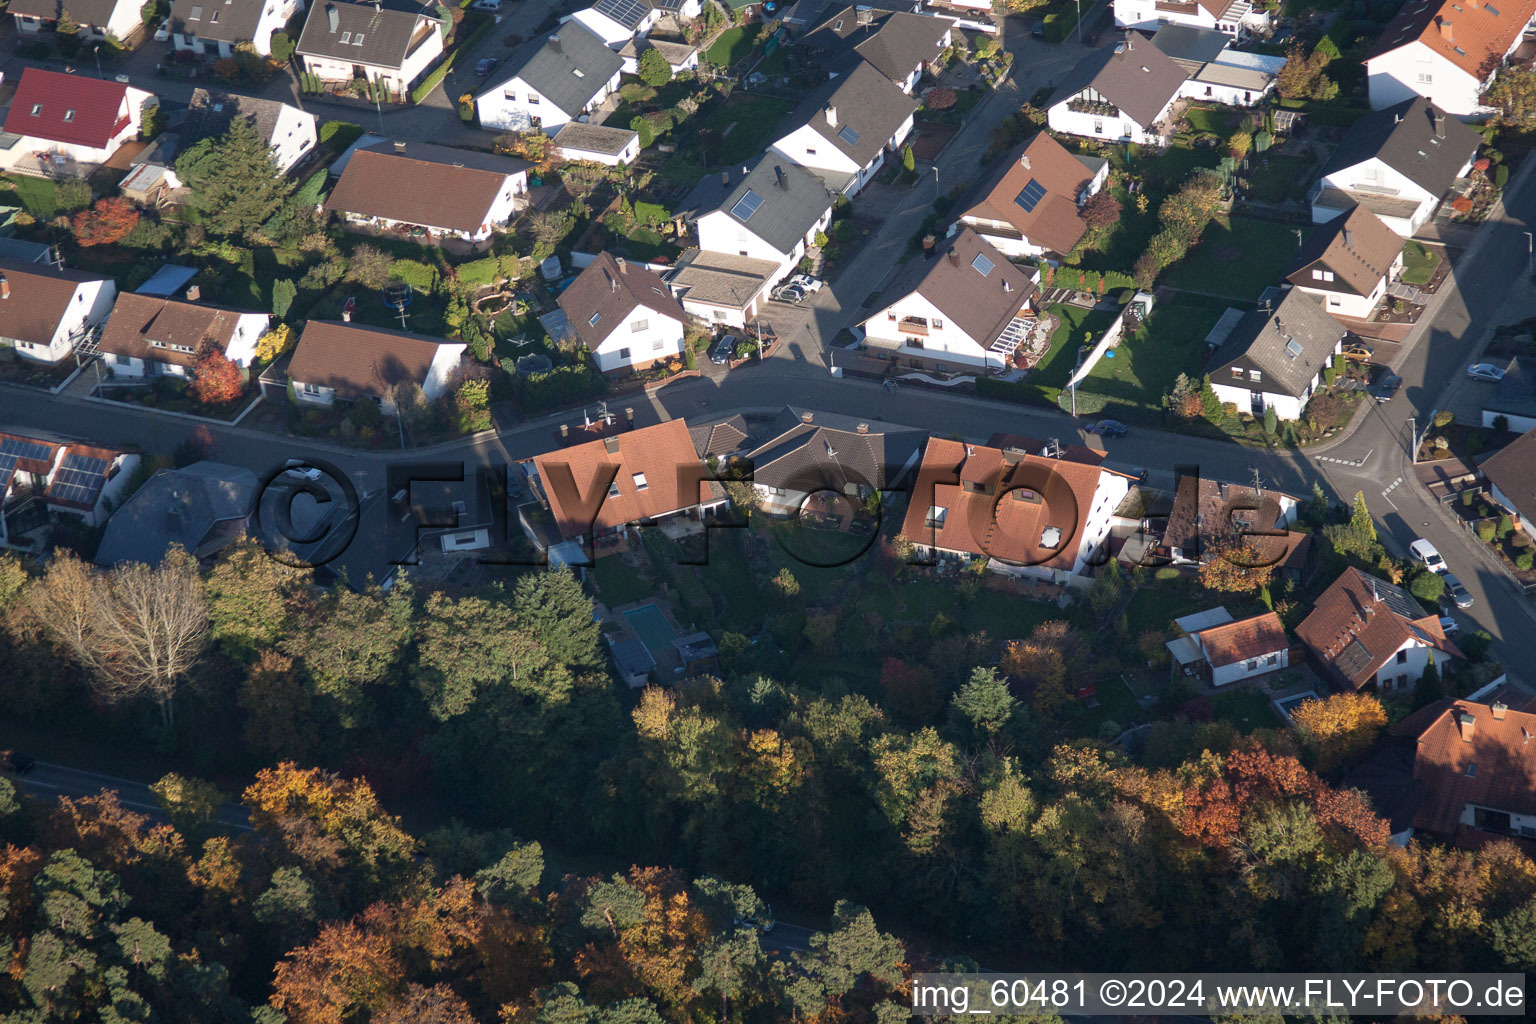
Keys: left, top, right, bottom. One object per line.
{"left": 475, "top": 57, "right": 499, "bottom": 76}
{"left": 710, "top": 334, "right": 738, "bottom": 365}
{"left": 1441, "top": 572, "right": 1474, "bottom": 609}
{"left": 1093, "top": 419, "right": 1129, "bottom": 437}
{"left": 1031, "top": 20, "right": 1045, "bottom": 37}
{"left": 1371, "top": 373, "right": 1402, "bottom": 403}
{"left": 5, "top": 751, "right": 35, "bottom": 774}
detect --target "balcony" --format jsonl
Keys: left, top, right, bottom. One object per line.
{"left": 1067, "top": 97, "right": 1119, "bottom": 118}
{"left": 897, "top": 317, "right": 929, "bottom": 336}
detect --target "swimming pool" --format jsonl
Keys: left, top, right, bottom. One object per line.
{"left": 1275, "top": 690, "right": 1322, "bottom": 722}
{"left": 623, "top": 604, "right": 676, "bottom": 653}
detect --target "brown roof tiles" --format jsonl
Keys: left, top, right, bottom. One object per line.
{"left": 959, "top": 134, "right": 1099, "bottom": 256}
{"left": 1388, "top": 697, "right": 1536, "bottom": 834}
{"left": 1296, "top": 567, "right": 1463, "bottom": 690}
{"left": 97, "top": 293, "right": 255, "bottom": 368}
{"left": 1196, "top": 612, "right": 1287, "bottom": 667}
{"left": 1287, "top": 204, "right": 1404, "bottom": 298}
{"left": 323, "top": 141, "right": 531, "bottom": 235}
{"left": 287, "top": 320, "right": 462, "bottom": 401}
{"left": 557, "top": 253, "right": 688, "bottom": 353}
{"left": 1368, "top": 0, "right": 1536, "bottom": 80}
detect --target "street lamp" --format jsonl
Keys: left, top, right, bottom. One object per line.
{"left": 1525, "top": 230, "right": 1533, "bottom": 279}
{"left": 93, "top": 45, "right": 102, "bottom": 79}
{"left": 1076, "top": 0, "right": 1082, "bottom": 45}
{"left": 932, "top": 165, "right": 939, "bottom": 192}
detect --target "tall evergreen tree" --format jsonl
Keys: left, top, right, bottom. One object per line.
{"left": 174, "top": 116, "right": 288, "bottom": 235}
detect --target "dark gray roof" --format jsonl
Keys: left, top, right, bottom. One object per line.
{"left": 690, "top": 415, "right": 752, "bottom": 458}
{"left": 1206, "top": 288, "right": 1345, "bottom": 399}
{"left": 1149, "top": 23, "right": 1227, "bottom": 66}
{"left": 1486, "top": 357, "right": 1536, "bottom": 420}
{"left": 1321, "top": 97, "right": 1480, "bottom": 198}
{"left": 492, "top": 22, "right": 622, "bottom": 117}
{"left": 777, "top": 60, "right": 918, "bottom": 168}
{"left": 679, "top": 156, "right": 834, "bottom": 255}
{"left": 95, "top": 461, "right": 257, "bottom": 567}
{"left": 747, "top": 417, "right": 925, "bottom": 493}
{"left": 801, "top": 6, "right": 949, "bottom": 85}
{"left": 782, "top": 0, "right": 920, "bottom": 25}
{"left": 355, "top": 138, "right": 532, "bottom": 175}
{"left": 8, "top": 0, "right": 130, "bottom": 28}
{"left": 1047, "top": 36, "right": 1187, "bottom": 127}
{"left": 169, "top": 0, "right": 265, "bottom": 45}
{"left": 296, "top": 0, "right": 438, "bottom": 69}
{"left": 179, "top": 89, "right": 308, "bottom": 150}
{"left": 550, "top": 121, "right": 638, "bottom": 155}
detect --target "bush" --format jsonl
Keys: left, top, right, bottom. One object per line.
{"left": 319, "top": 120, "right": 364, "bottom": 148}
{"left": 1496, "top": 164, "right": 1510, "bottom": 188}
{"left": 1154, "top": 567, "right": 1182, "bottom": 582}
{"left": 1432, "top": 410, "right": 1454, "bottom": 428}
{"left": 1519, "top": 552, "right": 1534, "bottom": 571}
{"left": 390, "top": 258, "right": 439, "bottom": 291}
{"left": 1477, "top": 520, "right": 1496, "bottom": 542}
{"left": 1409, "top": 571, "right": 1444, "bottom": 603}
{"left": 1512, "top": 530, "right": 1533, "bottom": 550}
{"left": 1494, "top": 414, "right": 1510, "bottom": 432}
{"left": 1498, "top": 514, "right": 1514, "bottom": 539}
{"left": 270, "top": 31, "right": 294, "bottom": 63}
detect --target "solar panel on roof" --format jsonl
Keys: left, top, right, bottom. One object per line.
{"left": 48, "top": 465, "right": 108, "bottom": 506}
{"left": 61, "top": 453, "right": 110, "bottom": 477}
{"left": 0, "top": 437, "right": 55, "bottom": 463}
{"left": 1014, "top": 178, "right": 1047, "bottom": 213}
{"left": 596, "top": 0, "right": 648, "bottom": 24}
{"left": 971, "top": 252, "right": 994, "bottom": 276}
{"left": 731, "top": 189, "right": 764, "bottom": 221}
{"left": 838, "top": 125, "right": 861, "bottom": 146}
{"left": 0, "top": 453, "right": 17, "bottom": 489}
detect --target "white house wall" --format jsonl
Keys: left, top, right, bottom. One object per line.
{"left": 590, "top": 310, "right": 685, "bottom": 372}
{"left": 696, "top": 204, "right": 832, "bottom": 283}
{"left": 270, "top": 103, "right": 319, "bottom": 173}
{"left": 1210, "top": 381, "right": 1306, "bottom": 421}
{"left": 1483, "top": 409, "right": 1536, "bottom": 434}
{"left": 1366, "top": 46, "right": 1480, "bottom": 116}
{"left": 1373, "top": 637, "right": 1436, "bottom": 694}
{"left": 553, "top": 138, "right": 640, "bottom": 165}
{"left": 862, "top": 290, "right": 993, "bottom": 369}
{"left": 1047, "top": 102, "right": 1167, "bottom": 145}
{"left": 1071, "top": 471, "right": 1130, "bottom": 575}
{"left": 1207, "top": 647, "right": 1287, "bottom": 686}
{"left": 423, "top": 342, "right": 467, "bottom": 402}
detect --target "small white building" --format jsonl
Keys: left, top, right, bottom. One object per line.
{"left": 97, "top": 292, "right": 270, "bottom": 378}
{"left": 1112, "top": 0, "right": 1271, "bottom": 42}
{"left": 680, "top": 157, "right": 836, "bottom": 286}
{"left": 768, "top": 60, "right": 918, "bottom": 196}
{"left": 1149, "top": 24, "right": 1285, "bottom": 107}
{"left": 323, "top": 140, "right": 532, "bottom": 244}
{"left": 0, "top": 258, "right": 117, "bottom": 364}
{"left": 557, "top": 253, "right": 689, "bottom": 374}
{"left": 295, "top": 0, "right": 445, "bottom": 99}
{"left": 566, "top": 0, "right": 662, "bottom": 46}
{"left": 1045, "top": 36, "right": 1186, "bottom": 146}
{"left": 1311, "top": 98, "right": 1480, "bottom": 237}
{"left": 179, "top": 89, "right": 318, "bottom": 175}
{"left": 0, "top": 69, "right": 156, "bottom": 173}
{"left": 862, "top": 228, "right": 1039, "bottom": 373}
{"left": 547, "top": 122, "right": 641, "bottom": 166}
{"left": 1206, "top": 287, "right": 1346, "bottom": 421}
{"left": 8, "top": 0, "right": 141, "bottom": 41}
{"left": 476, "top": 23, "right": 624, "bottom": 133}
{"left": 170, "top": 0, "right": 306, "bottom": 57}
{"left": 0, "top": 431, "right": 140, "bottom": 550}
{"left": 1365, "top": 0, "right": 1536, "bottom": 118}
{"left": 617, "top": 36, "right": 699, "bottom": 76}
{"left": 286, "top": 320, "right": 465, "bottom": 410}
{"left": 1167, "top": 608, "right": 1289, "bottom": 686}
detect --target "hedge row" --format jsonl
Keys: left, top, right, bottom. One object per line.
{"left": 410, "top": 13, "right": 494, "bottom": 104}
{"left": 1050, "top": 266, "right": 1135, "bottom": 292}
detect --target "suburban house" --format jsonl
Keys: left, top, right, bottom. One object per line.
{"left": 8, "top": 0, "right": 141, "bottom": 41}
{"left": 951, "top": 132, "right": 1109, "bottom": 260}
{"left": 0, "top": 431, "right": 138, "bottom": 551}
{"left": 689, "top": 414, "right": 753, "bottom": 461}
{"left": 566, "top": 0, "right": 664, "bottom": 46}
{"left": 1160, "top": 471, "right": 1300, "bottom": 566}
{"left": 475, "top": 23, "right": 624, "bottom": 133}
{"left": 95, "top": 461, "right": 258, "bottom": 567}
{"left": 1311, "top": 97, "right": 1481, "bottom": 236}
{"left": 680, "top": 156, "right": 835, "bottom": 284}
{"left": 547, "top": 122, "right": 641, "bottom": 166}
{"left": 286, "top": 320, "right": 466, "bottom": 410}
{"left": 767, "top": 60, "right": 919, "bottom": 196}
{"left": 97, "top": 292, "right": 270, "bottom": 378}
{"left": 1481, "top": 362, "right": 1536, "bottom": 434}
{"left": 557, "top": 253, "right": 689, "bottom": 374}
{"left": 862, "top": 229, "right": 1039, "bottom": 373}
{"left": 1206, "top": 286, "right": 1346, "bottom": 420}
{"left": 617, "top": 37, "right": 698, "bottom": 76}
{"left": 665, "top": 249, "right": 782, "bottom": 328}
{"left": 744, "top": 408, "right": 924, "bottom": 518}
{"left": 0, "top": 258, "right": 117, "bottom": 364}
{"left": 1365, "top": 0, "right": 1536, "bottom": 117}
{"left": 178, "top": 89, "right": 318, "bottom": 175}
{"left": 295, "top": 0, "right": 446, "bottom": 99}
{"left": 800, "top": 5, "right": 953, "bottom": 93}
{"left": 1045, "top": 35, "right": 1187, "bottom": 145}
{"left": 323, "top": 140, "right": 532, "bottom": 244}
{"left": 1296, "top": 567, "right": 1463, "bottom": 694}
{"left": 1149, "top": 24, "right": 1286, "bottom": 106}
{"left": 1480, "top": 424, "right": 1536, "bottom": 524}
{"left": 1166, "top": 607, "right": 1290, "bottom": 685}
{"left": 1285, "top": 205, "right": 1406, "bottom": 319}
{"left": 525, "top": 418, "right": 728, "bottom": 556}
{"left": 0, "top": 70, "right": 157, "bottom": 174}
{"left": 900, "top": 436, "right": 1133, "bottom": 585}
{"left": 1383, "top": 696, "right": 1536, "bottom": 841}
{"left": 1112, "top": 0, "right": 1273, "bottom": 41}
{"left": 170, "top": 0, "right": 306, "bottom": 57}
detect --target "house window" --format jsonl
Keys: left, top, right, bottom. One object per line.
{"left": 925, "top": 505, "right": 948, "bottom": 527}
{"left": 630, "top": 319, "right": 649, "bottom": 332}
{"left": 589, "top": 312, "right": 601, "bottom": 326}
{"left": 633, "top": 472, "right": 648, "bottom": 490}
{"left": 1011, "top": 488, "right": 1041, "bottom": 504}
{"left": 527, "top": 94, "right": 540, "bottom": 104}
{"left": 302, "top": 382, "right": 321, "bottom": 394}
{"left": 1396, "top": 649, "right": 1408, "bottom": 664}
{"left": 766, "top": 486, "right": 785, "bottom": 495}
{"left": 651, "top": 338, "right": 666, "bottom": 351}
{"left": 1094, "top": 119, "right": 1103, "bottom": 134}
{"left": 1230, "top": 366, "right": 1244, "bottom": 378}
{"left": 1245, "top": 659, "right": 1258, "bottom": 671}
{"left": 340, "top": 30, "right": 351, "bottom": 41}
{"left": 63, "top": 109, "right": 76, "bottom": 122}
{"left": 932, "top": 319, "right": 943, "bottom": 330}
{"left": 906, "top": 337, "right": 924, "bottom": 348}
{"left": 1266, "top": 653, "right": 1278, "bottom": 665}
{"left": 607, "top": 480, "right": 621, "bottom": 498}
{"left": 888, "top": 312, "right": 897, "bottom": 320}
{"left": 806, "top": 147, "right": 817, "bottom": 155}
{"left": 353, "top": 33, "right": 364, "bottom": 43}
{"left": 150, "top": 339, "right": 166, "bottom": 349}
{"left": 1418, "top": 73, "right": 1432, "bottom": 84}
{"left": 618, "top": 347, "right": 631, "bottom": 359}
{"left": 712, "top": 310, "right": 727, "bottom": 321}
{"left": 1311, "top": 269, "right": 1334, "bottom": 282}
{"left": 1248, "top": 369, "right": 1261, "bottom": 382}
{"left": 29, "top": 104, "right": 41, "bottom": 116}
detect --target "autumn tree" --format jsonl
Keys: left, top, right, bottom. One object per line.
{"left": 149, "top": 772, "right": 223, "bottom": 839}
{"left": 1199, "top": 530, "right": 1277, "bottom": 593}
{"left": 204, "top": 538, "right": 309, "bottom": 659}
{"left": 190, "top": 339, "right": 244, "bottom": 405}
{"left": 255, "top": 323, "right": 296, "bottom": 363}
{"left": 1290, "top": 692, "right": 1387, "bottom": 774}
{"left": 1079, "top": 190, "right": 1121, "bottom": 230}
{"left": 1487, "top": 66, "right": 1536, "bottom": 126}
{"left": 346, "top": 243, "right": 394, "bottom": 289}
{"left": 72, "top": 196, "right": 140, "bottom": 246}
{"left": 1276, "top": 42, "right": 1339, "bottom": 101}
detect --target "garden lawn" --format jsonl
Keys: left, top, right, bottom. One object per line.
{"left": 1401, "top": 241, "right": 1440, "bottom": 286}
{"left": 592, "top": 556, "right": 655, "bottom": 607}
{"left": 1023, "top": 304, "right": 1118, "bottom": 402}
{"left": 8, "top": 176, "right": 60, "bottom": 219}
{"left": 1162, "top": 216, "right": 1303, "bottom": 301}
{"left": 706, "top": 24, "right": 762, "bottom": 66}
{"left": 1212, "top": 686, "right": 1280, "bottom": 730}
{"left": 1076, "top": 296, "right": 1229, "bottom": 419}
{"left": 1182, "top": 104, "right": 1235, "bottom": 135}
{"left": 1247, "top": 155, "right": 1313, "bottom": 203}
{"left": 705, "top": 92, "right": 796, "bottom": 166}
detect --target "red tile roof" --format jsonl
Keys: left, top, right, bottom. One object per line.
{"left": 1295, "top": 567, "right": 1462, "bottom": 689}
{"left": 1368, "top": 0, "right": 1536, "bottom": 79}
{"left": 1389, "top": 698, "right": 1536, "bottom": 834}
{"left": 3, "top": 69, "right": 131, "bottom": 149}
{"left": 1196, "top": 612, "right": 1287, "bottom": 667}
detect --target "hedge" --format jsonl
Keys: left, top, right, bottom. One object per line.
{"left": 390, "top": 258, "right": 439, "bottom": 291}
{"left": 521, "top": 362, "right": 605, "bottom": 411}
{"left": 1051, "top": 266, "right": 1134, "bottom": 292}
{"left": 975, "top": 377, "right": 1037, "bottom": 403}
{"left": 456, "top": 256, "right": 502, "bottom": 287}
{"left": 410, "top": 13, "right": 493, "bottom": 104}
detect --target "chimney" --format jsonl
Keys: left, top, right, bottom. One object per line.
{"left": 774, "top": 164, "right": 787, "bottom": 190}
{"left": 325, "top": 2, "right": 337, "bottom": 31}
{"left": 625, "top": 406, "right": 634, "bottom": 424}
{"left": 923, "top": 234, "right": 936, "bottom": 252}
{"left": 185, "top": 283, "right": 200, "bottom": 302}
{"left": 615, "top": 256, "right": 627, "bottom": 274}
{"left": 825, "top": 105, "right": 837, "bottom": 127}
{"left": 947, "top": 249, "right": 959, "bottom": 266}
{"left": 603, "top": 437, "right": 620, "bottom": 453}
{"left": 720, "top": 170, "right": 729, "bottom": 188}
{"left": 1021, "top": 153, "right": 1031, "bottom": 170}
{"left": 560, "top": 423, "right": 569, "bottom": 438}
{"left": 0, "top": 274, "right": 9, "bottom": 300}
{"left": 394, "top": 140, "right": 406, "bottom": 152}
{"left": 609, "top": 272, "right": 617, "bottom": 293}
{"left": 800, "top": 411, "right": 814, "bottom": 424}
{"left": 342, "top": 305, "right": 352, "bottom": 322}
{"left": 548, "top": 34, "right": 561, "bottom": 53}
{"left": 1438, "top": 17, "right": 1452, "bottom": 43}
{"left": 1003, "top": 279, "right": 1012, "bottom": 293}
{"left": 1343, "top": 228, "right": 1353, "bottom": 249}
{"left": 1434, "top": 110, "right": 1445, "bottom": 138}
{"left": 1457, "top": 710, "right": 1476, "bottom": 742}
{"left": 856, "top": 422, "right": 869, "bottom": 434}
{"left": 1492, "top": 701, "right": 1508, "bottom": 721}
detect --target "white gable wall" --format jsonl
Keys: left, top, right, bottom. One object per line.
{"left": 862, "top": 290, "right": 995, "bottom": 369}
{"left": 269, "top": 102, "right": 319, "bottom": 172}
{"left": 696, "top": 203, "right": 832, "bottom": 283}
{"left": 589, "top": 307, "right": 685, "bottom": 372}
{"left": 9, "top": 278, "right": 118, "bottom": 364}
{"left": 476, "top": 70, "right": 619, "bottom": 132}
{"left": 1366, "top": 45, "right": 1481, "bottom": 116}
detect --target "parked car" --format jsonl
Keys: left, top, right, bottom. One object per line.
{"left": 710, "top": 334, "right": 738, "bottom": 364}
{"left": 475, "top": 57, "right": 499, "bottom": 76}
{"left": 787, "top": 274, "right": 823, "bottom": 295}
{"left": 1093, "top": 419, "right": 1129, "bottom": 437}
{"left": 1467, "top": 363, "right": 1505, "bottom": 382}
{"left": 4, "top": 751, "right": 35, "bottom": 774}
{"left": 471, "top": 0, "right": 502, "bottom": 9}
{"left": 1442, "top": 572, "right": 1474, "bottom": 609}
{"left": 1437, "top": 613, "right": 1460, "bottom": 635}
{"left": 283, "top": 459, "right": 324, "bottom": 482}
{"left": 1409, "top": 538, "right": 1446, "bottom": 573}
{"left": 1342, "top": 340, "right": 1374, "bottom": 361}
{"left": 775, "top": 284, "right": 805, "bottom": 303}
{"left": 1371, "top": 373, "right": 1402, "bottom": 403}
{"left": 1031, "top": 19, "right": 1045, "bottom": 37}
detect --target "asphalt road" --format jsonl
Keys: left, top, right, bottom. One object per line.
{"left": 11, "top": 760, "right": 252, "bottom": 831}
